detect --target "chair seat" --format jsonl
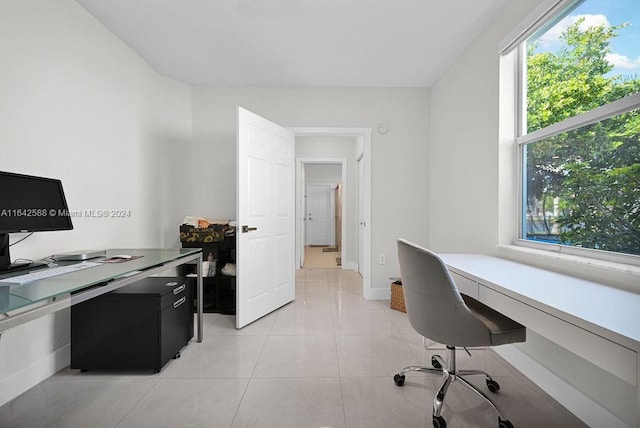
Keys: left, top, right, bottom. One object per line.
{"left": 462, "top": 294, "right": 526, "bottom": 346}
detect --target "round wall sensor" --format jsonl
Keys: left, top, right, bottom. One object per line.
{"left": 378, "top": 124, "right": 388, "bottom": 134}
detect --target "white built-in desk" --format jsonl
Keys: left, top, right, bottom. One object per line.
{"left": 440, "top": 254, "right": 640, "bottom": 427}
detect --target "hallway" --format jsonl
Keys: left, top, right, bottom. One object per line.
{"left": 302, "top": 245, "right": 340, "bottom": 269}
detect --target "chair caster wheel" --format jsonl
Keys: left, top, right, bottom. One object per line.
{"left": 432, "top": 415, "right": 446, "bottom": 428}
{"left": 431, "top": 355, "right": 442, "bottom": 369}
{"left": 487, "top": 379, "right": 500, "bottom": 393}
{"left": 498, "top": 418, "right": 514, "bottom": 428}
{"left": 393, "top": 374, "right": 405, "bottom": 386}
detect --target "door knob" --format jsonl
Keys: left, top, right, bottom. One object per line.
{"left": 242, "top": 225, "right": 258, "bottom": 233}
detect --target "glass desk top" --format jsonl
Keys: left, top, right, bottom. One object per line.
{"left": 0, "top": 248, "right": 201, "bottom": 314}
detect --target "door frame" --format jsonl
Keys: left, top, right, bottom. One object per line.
{"left": 298, "top": 160, "right": 346, "bottom": 263}
{"left": 291, "top": 127, "right": 372, "bottom": 299}
{"left": 357, "top": 152, "right": 365, "bottom": 277}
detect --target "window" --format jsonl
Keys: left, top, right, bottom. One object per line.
{"left": 517, "top": 0, "right": 640, "bottom": 258}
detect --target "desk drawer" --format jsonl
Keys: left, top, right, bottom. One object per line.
{"left": 451, "top": 272, "right": 479, "bottom": 299}
{"left": 479, "top": 286, "right": 637, "bottom": 386}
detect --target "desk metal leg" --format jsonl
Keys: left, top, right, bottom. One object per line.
{"left": 197, "top": 253, "right": 203, "bottom": 342}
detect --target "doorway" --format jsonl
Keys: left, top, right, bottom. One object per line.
{"left": 303, "top": 162, "right": 343, "bottom": 268}
{"left": 291, "top": 127, "right": 372, "bottom": 299}
{"left": 298, "top": 160, "right": 345, "bottom": 270}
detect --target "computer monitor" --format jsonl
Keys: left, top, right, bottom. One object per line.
{"left": 0, "top": 171, "right": 73, "bottom": 273}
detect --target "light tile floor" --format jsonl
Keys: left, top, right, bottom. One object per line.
{"left": 303, "top": 246, "right": 340, "bottom": 269}
{"left": 0, "top": 268, "right": 587, "bottom": 428}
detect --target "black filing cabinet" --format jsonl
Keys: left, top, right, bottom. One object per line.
{"left": 71, "top": 277, "right": 194, "bottom": 373}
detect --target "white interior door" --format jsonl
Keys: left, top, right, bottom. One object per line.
{"left": 306, "top": 183, "right": 333, "bottom": 246}
{"left": 237, "top": 107, "right": 295, "bottom": 329}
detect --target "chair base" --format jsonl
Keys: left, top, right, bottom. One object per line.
{"left": 393, "top": 346, "right": 515, "bottom": 428}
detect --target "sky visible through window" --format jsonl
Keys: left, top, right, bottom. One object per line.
{"left": 533, "top": 0, "right": 640, "bottom": 78}
{"left": 522, "top": 0, "right": 640, "bottom": 256}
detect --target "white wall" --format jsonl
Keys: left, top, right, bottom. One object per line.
{"left": 428, "top": 0, "right": 540, "bottom": 254}
{"left": 304, "top": 163, "right": 342, "bottom": 184}
{"left": 191, "top": 86, "right": 430, "bottom": 294}
{"left": 429, "top": 0, "right": 637, "bottom": 426}
{"left": 0, "top": 0, "right": 191, "bottom": 406}
{"left": 297, "top": 137, "right": 358, "bottom": 266}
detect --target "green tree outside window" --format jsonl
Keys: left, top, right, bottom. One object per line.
{"left": 525, "top": 18, "right": 640, "bottom": 255}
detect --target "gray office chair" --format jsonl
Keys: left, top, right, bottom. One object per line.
{"left": 393, "top": 239, "right": 526, "bottom": 428}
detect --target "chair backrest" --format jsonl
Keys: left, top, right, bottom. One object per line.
{"left": 397, "top": 239, "right": 490, "bottom": 347}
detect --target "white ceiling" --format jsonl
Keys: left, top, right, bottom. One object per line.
{"left": 75, "top": 0, "right": 509, "bottom": 87}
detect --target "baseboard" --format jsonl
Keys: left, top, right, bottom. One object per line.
{"left": 494, "top": 345, "right": 631, "bottom": 428}
{"left": 0, "top": 344, "right": 70, "bottom": 407}
{"left": 341, "top": 261, "right": 357, "bottom": 271}
{"left": 363, "top": 285, "right": 391, "bottom": 300}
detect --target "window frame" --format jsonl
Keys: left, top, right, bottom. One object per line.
{"left": 514, "top": 42, "right": 640, "bottom": 266}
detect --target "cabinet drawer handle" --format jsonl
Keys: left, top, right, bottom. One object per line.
{"left": 173, "top": 296, "right": 186, "bottom": 309}
{"left": 173, "top": 284, "right": 186, "bottom": 295}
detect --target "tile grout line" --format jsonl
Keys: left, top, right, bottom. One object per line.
{"left": 112, "top": 376, "right": 163, "bottom": 428}
{"left": 331, "top": 305, "right": 349, "bottom": 428}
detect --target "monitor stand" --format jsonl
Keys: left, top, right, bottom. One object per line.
{"left": 0, "top": 233, "right": 48, "bottom": 274}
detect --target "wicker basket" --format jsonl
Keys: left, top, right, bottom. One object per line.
{"left": 390, "top": 281, "right": 406, "bottom": 313}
